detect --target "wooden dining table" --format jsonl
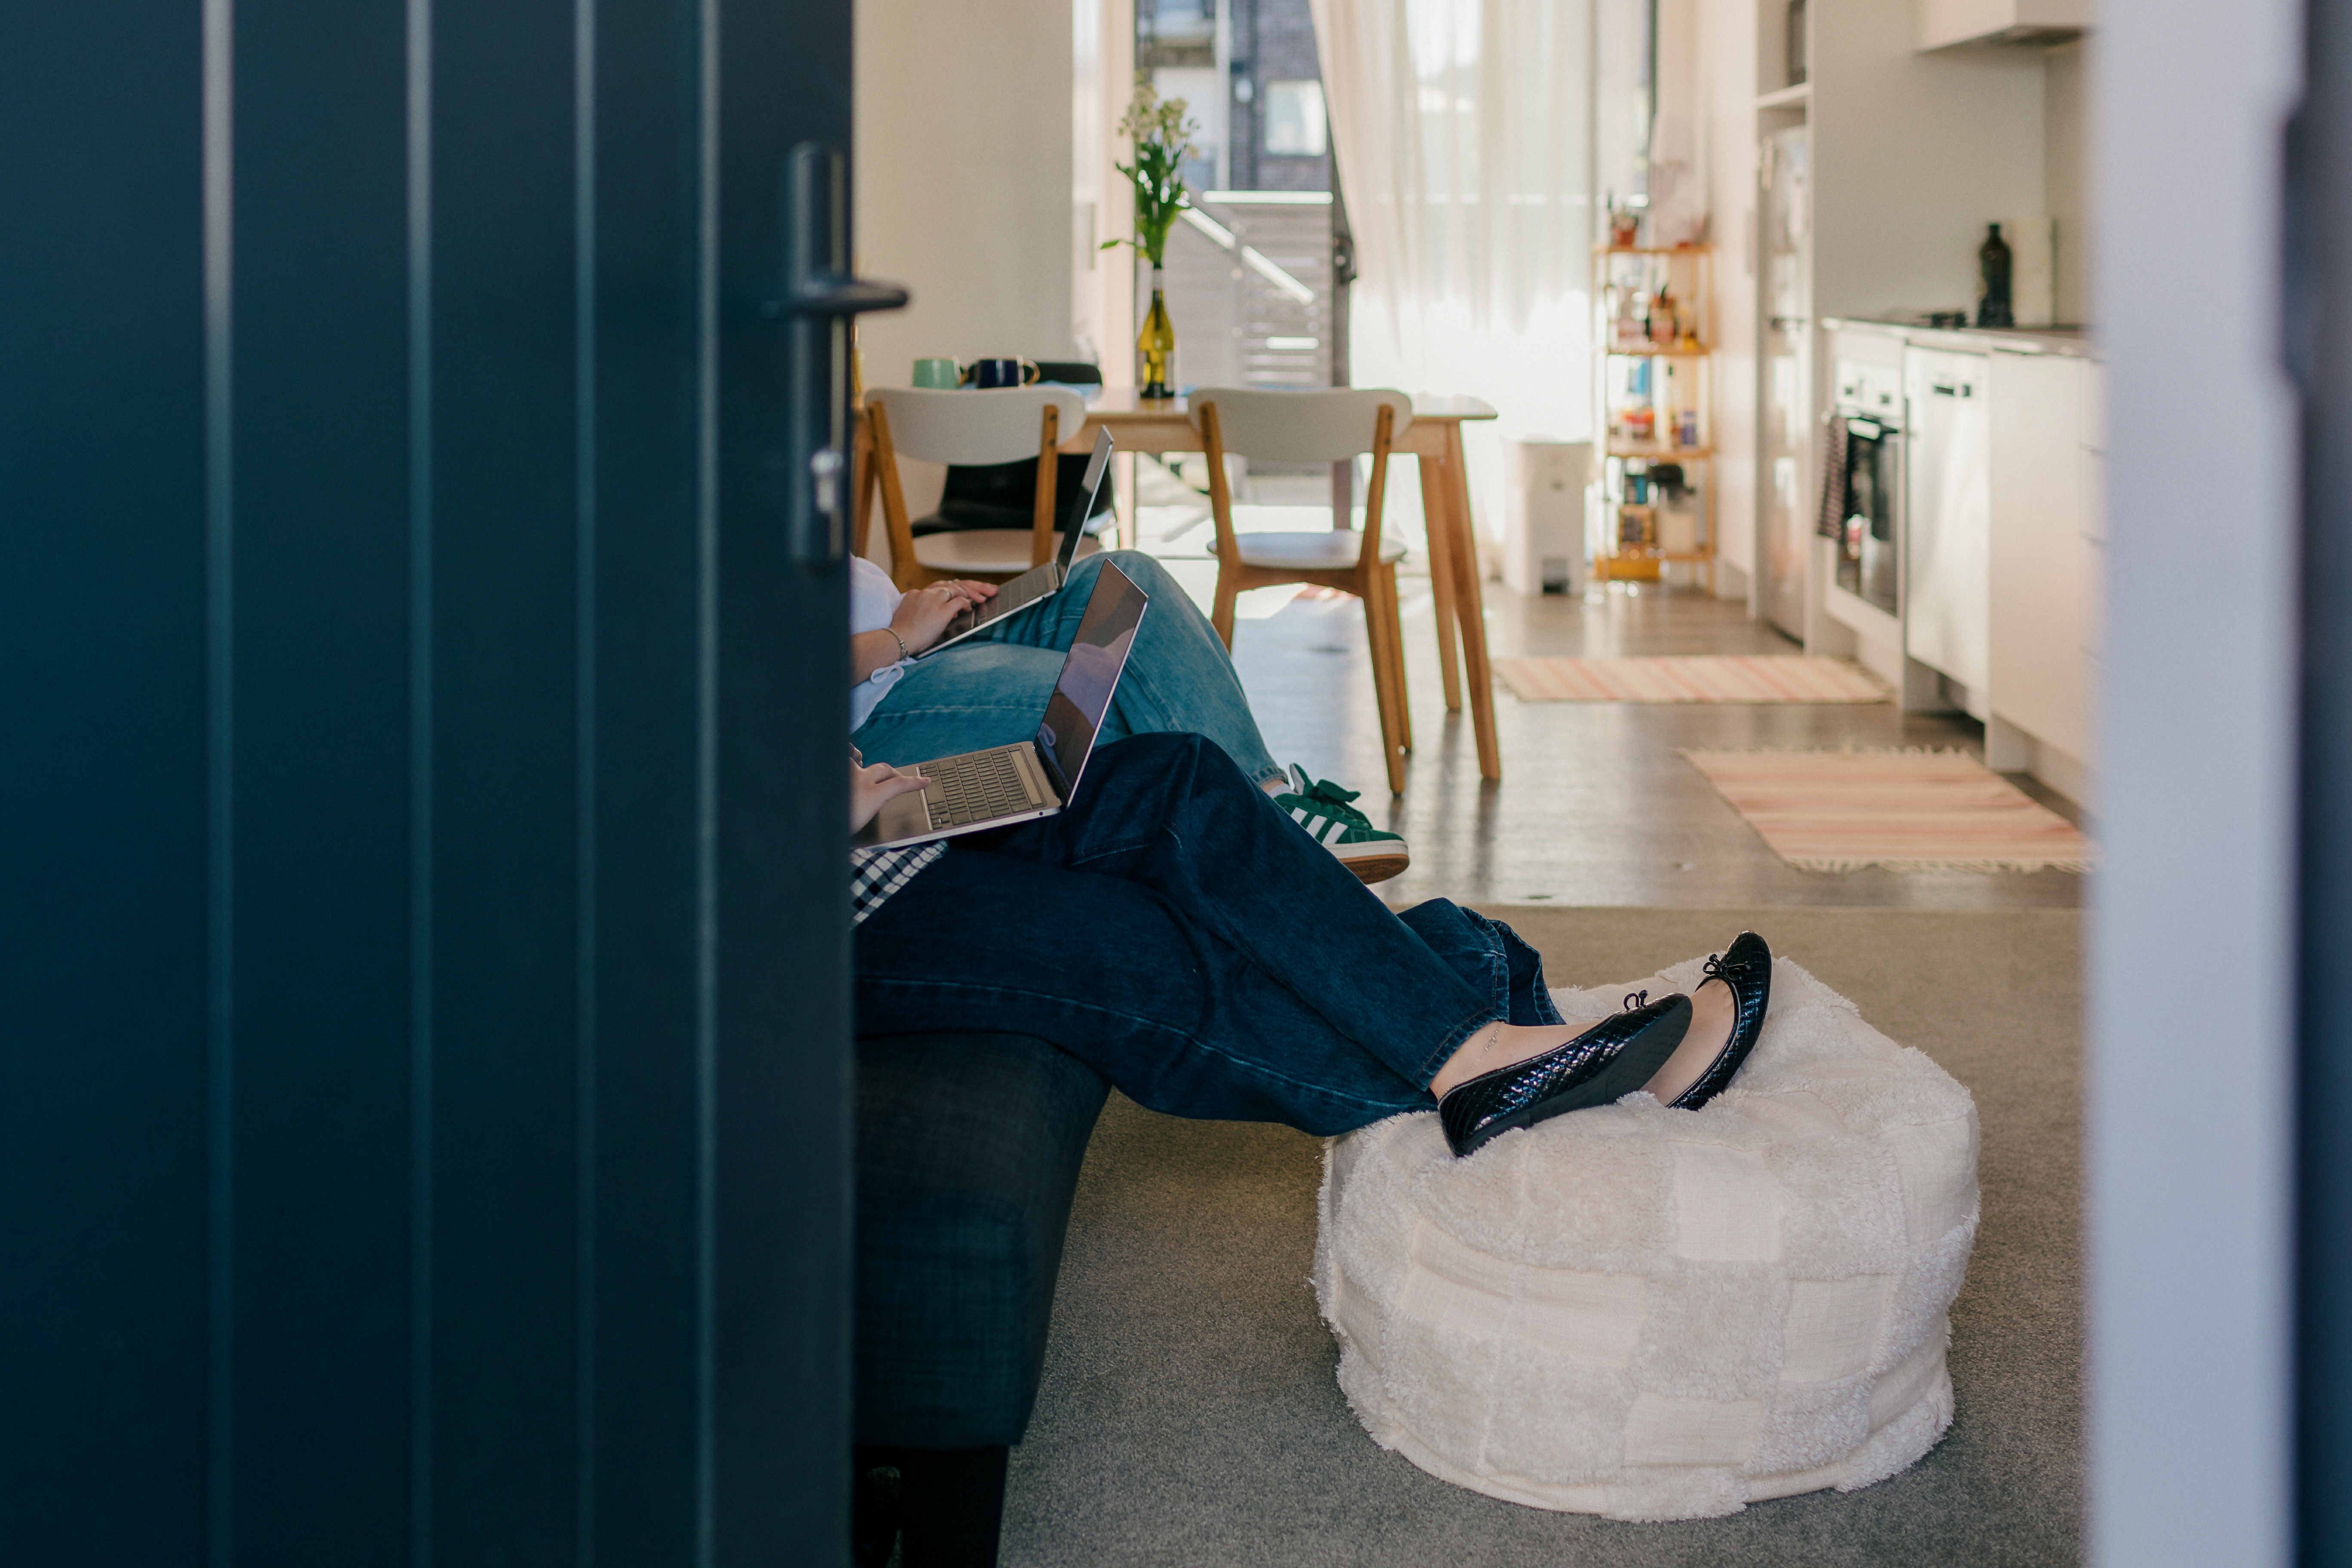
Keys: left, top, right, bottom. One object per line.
{"left": 853, "top": 388, "right": 1504, "bottom": 783}
{"left": 1075, "top": 390, "right": 1504, "bottom": 783}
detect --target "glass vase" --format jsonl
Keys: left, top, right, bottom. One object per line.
{"left": 1137, "top": 266, "right": 1176, "bottom": 400}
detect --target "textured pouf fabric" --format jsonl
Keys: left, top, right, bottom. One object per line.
{"left": 1314, "top": 954, "right": 1978, "bottom": 1521}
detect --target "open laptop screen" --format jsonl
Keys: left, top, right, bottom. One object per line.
{"left": 1057, "top": 427, "right": 1115, "bottom": 571}
{"left": 1035, "top": 558, "right": 1147, "bottom": 800}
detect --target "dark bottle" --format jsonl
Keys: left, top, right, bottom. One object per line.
{"left": 1977, "top": 222, "right": 2014, "bottom": 328}
{"left": 1786, "top": 0, "right": 1808, "bottom": 87}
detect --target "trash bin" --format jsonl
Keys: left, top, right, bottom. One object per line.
{"left": 1502, "top": 437, "right": 1591, "bottom": 597}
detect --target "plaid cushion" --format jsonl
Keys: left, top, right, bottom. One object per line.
{"left": 851, "top": 841, "right": 946, "bottom": 925}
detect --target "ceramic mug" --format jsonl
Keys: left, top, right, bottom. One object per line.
{"left": 912, "top": 357, "right": 961, "bottom": 389}
{"left": 965, "top": 357, "right": 1039, "bottom": 389}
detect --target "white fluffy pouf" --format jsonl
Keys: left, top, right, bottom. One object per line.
{"left": 1314, "top": 954, "right": 1979, "bottom": 1522}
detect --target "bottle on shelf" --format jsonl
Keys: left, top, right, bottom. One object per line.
{"left": 1976, "top": 224, "right": 2014, "bottom": 329}
{"left": 1614, "top": 281, "right": 1645, "bottom": 349}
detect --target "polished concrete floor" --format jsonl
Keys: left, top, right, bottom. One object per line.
{"left": 1164, "top": 559, "right": 2087, "bottom": 912}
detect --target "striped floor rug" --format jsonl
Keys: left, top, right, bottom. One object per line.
{"left": 1494, "top": 655, "right": 1891, "bottom": 703}
{"left": 1684, "top": 747, "right": 2094, "bottom": 872}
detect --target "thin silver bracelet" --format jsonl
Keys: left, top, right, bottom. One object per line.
{"left": 885, "top": 628, "right": 910, "bottom": 662}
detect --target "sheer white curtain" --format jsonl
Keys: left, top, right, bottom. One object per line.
{"left": 1309, "top": 0, "right": 1594, "bottom": 543}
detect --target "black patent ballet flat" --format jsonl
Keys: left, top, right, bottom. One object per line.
{"left": 1669, "top": 931, "right": 1773, "bottom": 1111}
{"left": 1439, "top": 993, "right": 1694, "bottom": 1158}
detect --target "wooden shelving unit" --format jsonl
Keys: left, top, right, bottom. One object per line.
{"left": 1592, "top": 244, "right": 1716, "bottom": 588}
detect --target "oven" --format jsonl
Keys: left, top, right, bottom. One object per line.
{"left": 1829, "top": 359, "right": 1902, "bottom": 616}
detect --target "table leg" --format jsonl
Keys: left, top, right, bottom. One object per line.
{"left": 1417, "top": 454, "right": 1464, "bottom": 713}
{"left": 851, "top": 420, "right": 876, "bottom": 560}
{"left": 1442, "top": 425, "right": 1502, "bottom": 781}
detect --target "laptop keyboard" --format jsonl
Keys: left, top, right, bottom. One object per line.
{"left": 937, "top": 564, "right": 1054, "bottom": 642}
{"left": 989, "top": 564, "right": 1057, "bottom": 616}
{"left": 922, "top": 747, "right": 1042, "bottom": 828}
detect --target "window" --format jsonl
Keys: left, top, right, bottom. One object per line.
{"left": 1262, "top": 80, "right": 1326, "bottom": 157}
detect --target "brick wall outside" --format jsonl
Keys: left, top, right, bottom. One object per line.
{"left": 1228, "top": 0, "right": 1330, "bottom": 193}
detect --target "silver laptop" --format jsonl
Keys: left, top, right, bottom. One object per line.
{"left": 915, "top": 427, "right": 1115, "bottom": 658}
{"left": 854, "top": 557, "right": 1148, "bottom": 850}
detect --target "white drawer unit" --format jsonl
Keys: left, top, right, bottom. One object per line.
{"left": 1987, "top": 349, "right": 2092, "bottom": 766}
{"left": 1904, "top": 348, "right": 1993, "bottom": 710}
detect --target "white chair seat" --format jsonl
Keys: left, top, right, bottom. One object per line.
{"left": 1234, "top": 530, "right": 1407, "bottom": 571}
{"left": 911, "top": 528, "right": 1100, "bottom": 576}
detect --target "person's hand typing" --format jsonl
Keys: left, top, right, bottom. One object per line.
{"left": 888, "top": 579, "right": 998, "bottom": 655}
{"left": 851, "top": 756, "right": 931, "bottom": 833}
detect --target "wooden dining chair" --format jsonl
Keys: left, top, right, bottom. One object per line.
{"left": 1190, "top": 386, "right": 1416, "bottom": 794}
{"left": 861, "top": 386, "right": 1093, "bottom": 589}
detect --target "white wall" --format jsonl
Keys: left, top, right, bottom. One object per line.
{"left": 854, "top": 0, "right": 1078, "bottom": 390}
{"left": 1592, "top": 0, "right": 1651, "bottom": 214}
{"left": 1811, "top": 0, "right": 2046, "bottom": 322}
{"left": 1075, "top": 0, "right": 1136, "bottom": 389}
{"left": 2089, "top": 0, "right": 2298, "bottom": 1560}
{"left": 1697, "top": 0, "right": 1758, "bottom": 592}
{"left": 2044, "top": 38, "right": 2091, "bottom": 325}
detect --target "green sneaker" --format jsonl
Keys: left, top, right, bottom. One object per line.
{"left": 1274, "top": 765, "right": 1411, "bottom": 885}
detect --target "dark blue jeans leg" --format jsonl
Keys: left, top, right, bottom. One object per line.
{"left": 1396, "top": 900, "right": 1566, "bottom": 1029}
{"left": 974, "top": 732, "right": 1495, "bottom": 1088}
{"left": 853, "top": 734, "right": 1505, "bottom": 1133}
{"left": 855, "top": 846, "right": 1432, "bottom": 1133}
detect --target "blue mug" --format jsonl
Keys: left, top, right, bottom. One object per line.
{"left": 965, "top": 357, "right": 1038, "bottom": 389}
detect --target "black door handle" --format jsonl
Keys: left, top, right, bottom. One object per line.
{"left": 781, "top": 144, "right": 907, "bottom": 569}
{"left": 790, "top": 273, "right": 909, "bottom": 318}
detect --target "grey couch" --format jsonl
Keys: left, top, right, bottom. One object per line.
{"left": 854, "top": 1032, "right": 1109, "bottom": 1568}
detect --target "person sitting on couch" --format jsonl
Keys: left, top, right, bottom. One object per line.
{"left": 848, "top": 548, "right": 1411, "bottom": 883}
{"left": 850, "top": 730, "right": 1770, "bottom": 1156}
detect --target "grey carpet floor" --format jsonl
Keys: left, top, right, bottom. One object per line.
{"left": 1000, "top": 906, "right": 2082, "bottom": 1566}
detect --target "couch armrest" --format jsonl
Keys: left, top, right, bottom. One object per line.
{"left": 854, "top": 1032, "right": 1109, "bottom": 1449}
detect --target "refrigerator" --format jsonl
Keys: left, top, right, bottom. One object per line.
{"left": 1760, "top": 125, "right": 1812, "bottom": 639}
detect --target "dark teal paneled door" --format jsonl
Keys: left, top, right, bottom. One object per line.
{"left": 0, "top": 1, "right": 866, "bottom": 1561}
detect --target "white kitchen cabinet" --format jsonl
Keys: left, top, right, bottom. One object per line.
{"left": 1916, "top": 0, "right": 2087, "bottom": 52}
{"left": 1905, "top": 348, "right": 1993, "bottom": 710}
{"left": 1988, "top": 350, "right": 2092, "bottom": 768}
{"left": 2079, "top": 360, "right": 2106, "bottom": 660}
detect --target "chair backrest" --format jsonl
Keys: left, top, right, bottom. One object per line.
{"left": 1032, "top": 360, "right": 1103, "bottom": 388}
{"left": 1185, "top": 387, "right": 1413, "bottom": 462}
{"left": 866, "top": 386, "right": 1086, "bottom": 466}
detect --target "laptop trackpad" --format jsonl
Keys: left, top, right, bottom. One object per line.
{"left": 852, "top": 774, "right": 937, "bottom": 848}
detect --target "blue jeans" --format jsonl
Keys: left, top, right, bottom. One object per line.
{"left": 851, "top": 551, "right": 1285, "bottom": 789}
{"left": 854, "top": 733, "right": 1562, "bottom": 1135}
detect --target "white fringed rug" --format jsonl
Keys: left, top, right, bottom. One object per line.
{"left": 1314, "top": 955, "right": 1979, "bottom": 1522}
{"left": 1494, "top": 656, "right": 1892, "bottom": 704}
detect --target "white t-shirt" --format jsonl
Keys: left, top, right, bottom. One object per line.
{"left": 850, "top": 555, "right": 908, "bottom": 731}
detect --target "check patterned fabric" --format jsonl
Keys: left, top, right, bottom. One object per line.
{"left": 851, "top": 840, "right": 946, "bottom": 926}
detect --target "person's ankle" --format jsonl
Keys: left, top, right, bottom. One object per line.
{"left": 1429, "top": 1021, "right": 1508, "bottom": 1099}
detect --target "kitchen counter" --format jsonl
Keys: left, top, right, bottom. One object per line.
{"left": 1822, "top": 317, "right": 2099, "bottom": 358}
